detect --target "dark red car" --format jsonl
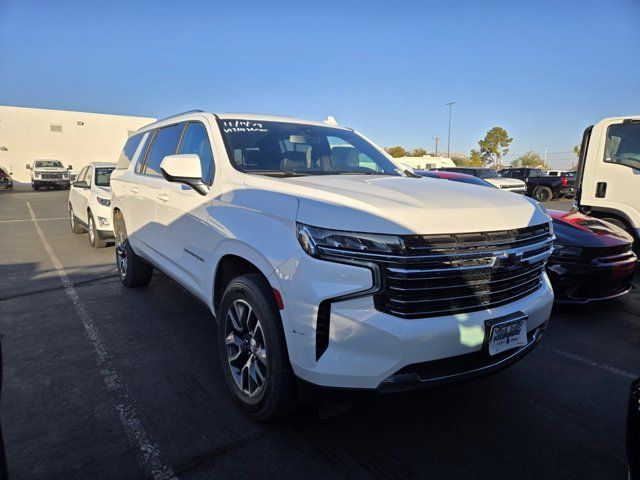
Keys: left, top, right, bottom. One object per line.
{"left": 416, "top": 170, "right": 637, "bottom": 303}
{"left": 0, "top": 167, "right": 13, "bottom": 190}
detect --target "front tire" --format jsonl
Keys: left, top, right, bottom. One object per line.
{"left": 218, "top": 273, "right": 297, "bottom": 422}
{"left": 88, "top": 211, "right": 108, "bottom": 249}
{"left": 533, "top": 186, "right": 553, "bottom": 202}
{"left": 69, "top": 205, "right": 85, "bottom": 234}
{"left": 115, "top": 216, "right": 153, "bottom": 287}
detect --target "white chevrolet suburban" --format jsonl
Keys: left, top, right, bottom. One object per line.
{"left": 110, "top": 110, "right": 554, "bottom": 420}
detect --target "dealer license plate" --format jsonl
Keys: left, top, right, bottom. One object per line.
{"left": 487, "top": 317, "right": 528, "bottom": 356}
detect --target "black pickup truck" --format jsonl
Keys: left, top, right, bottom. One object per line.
{"left": 498, "top": 167, "right": 575, "bottom": 202}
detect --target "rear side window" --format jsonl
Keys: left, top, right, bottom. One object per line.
{"left": 143, "top": 124, "right": 185, "bottom": 176}
{"left": 117, "top": 133, "right": 144, "bottom": 170}
{"left": 178, "top": 122, "right": 215, "bottom": 185}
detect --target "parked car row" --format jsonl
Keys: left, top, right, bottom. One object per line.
{"left": 60, "top": 112, "right": 637, "bottom": 435}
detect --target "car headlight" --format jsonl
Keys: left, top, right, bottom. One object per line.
{"left": 296, "top": 223, "right": 404, "bottom": 258}
{"left": 97, "top": 197, "right": 111, "bottom": 207}
{"left": 552, "top": 244, "right": 582, "bottom": 258}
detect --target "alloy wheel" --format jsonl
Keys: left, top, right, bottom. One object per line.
{"left": 116, "top": 233, "right": 128, "bottom": 278}
{"left": 225, "top": 299, "right": 268, "bottom": 398}
{"left": 89, "top": 217, "right": 95, "bottom": 244}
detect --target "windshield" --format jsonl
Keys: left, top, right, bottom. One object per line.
{"left": 477, "top": 169, "right": 499, "bottom": 179}
{"left": 35, "top": 160, "right": 63, "bottom": 168}
{"left": 95, "top": 167, "right": 115, "bottom": 187}
{"left": 218, "top": 119, "right": 401, "bottom": 177}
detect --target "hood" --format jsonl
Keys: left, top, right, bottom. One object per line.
{"left": 485, "top": 177, "right": 525, "bottom": 187}
{"left": 549, "top": 210, "right": 633, "bottom": 247}
{"left": 94, "top": 185, "right": 111, "bottom": 197}
{"left": 242, "top": 174, "right": 549, "bottom": 234}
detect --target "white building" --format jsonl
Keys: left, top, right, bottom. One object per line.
{"left": 393, "top": 155, "right": 456, "bottom": 171}
{"left": 0, "top": 106, "right": 155, "bottom": 183}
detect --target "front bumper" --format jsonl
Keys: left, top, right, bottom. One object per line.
{"left": 560, "top": 187, "right": 576, "bottom": 197}
{"left": 547, "top": 253, "right": 637, "bottom": 303}
{"left": 272, "top": 254, "right": 554, "bottom": 390}
{"left": 33, "top": 179, "right": 70, "bottom": 188}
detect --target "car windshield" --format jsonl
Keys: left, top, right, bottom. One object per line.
{"left": 477, "top": 169, "right": 499, "bottom": 179}
{"left": 218, "top": 119, "right": 401, "bottom": 177}
{"left": 95, "top": 167, "right": 115, "bottom": 187}
{"left": 35, "top": 160, "right": 63, "bottom": 168}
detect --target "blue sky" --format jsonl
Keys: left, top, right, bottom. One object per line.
{"left": 1, "top": 0, "right": 639, "bottom": 168}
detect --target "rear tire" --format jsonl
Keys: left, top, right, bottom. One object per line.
{"left": 69, "top": 205, "right": 85, "bottom": 234}
{"left": 115, "top": 215, "right": 152, "bottom": 287}
{"left": 32, "top": 185, "right": 39, "bottom": 191}
{"left": 88, "top": 211, "right": 108, "bottom": 249}
{"left": 218, "top": 273, "right": 297, "bottom": 422}
{"left": 533, "top": 186, "right": 553, "bottom": 202}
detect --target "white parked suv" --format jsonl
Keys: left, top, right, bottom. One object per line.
{"left": 68, "top": 162, "right": 116, "bottom": 248}
{"left": 110, "top": 110, "right": 555, "bottom": 420}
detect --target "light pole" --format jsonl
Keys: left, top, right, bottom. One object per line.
{"left": 446, "top": 102, "right": 455, "bottom": 158}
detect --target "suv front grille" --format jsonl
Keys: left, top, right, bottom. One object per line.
{"left": 318, "top": 223, "right": 553, "bottom": 319}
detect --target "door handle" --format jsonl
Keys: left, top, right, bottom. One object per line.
{"left": 595, "top": 182, "right": 607, "bottom": 198}
{"left": 157, "top": 193, "right": 170, "bottom": 203}
{"left": 129, "top": 186, "right": 140, "bottom": 194}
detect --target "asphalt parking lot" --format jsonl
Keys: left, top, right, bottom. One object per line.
{"left": 1, "top": 189, "right": 638, "bottom": 480}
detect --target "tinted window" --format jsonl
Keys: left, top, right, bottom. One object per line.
{"left": 605, "top": 122, "right": 640, "bottom": 170}
{"left": 117, "top": 133, "right": 144, "bottom": 170}
{"left": 529, "top": 169, "right": 542, "bottom": 177}
{"left": 143, "top": 124, "right": 185, "bottom": 176}
{"left": 95, "top": 167, "right": 115, "bottom": 187}
{"left": 178, "top": 122, "right": 215, "bottom": 185}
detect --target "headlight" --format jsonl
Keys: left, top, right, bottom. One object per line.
{"left": 296, "top": 223, "right": 404, "bottom": 258}
{"left": 552, "top": 244, "right": 582, "bottom": 258}
{"left": 97, "top": 197, "right": 111, "bottom": 207}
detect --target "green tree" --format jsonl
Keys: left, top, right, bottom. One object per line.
{"left": 385, "top": 146, "right": 407, "bottom": 158}
{"left": 573, "top": 145, "right": 581, "bottom": 159}
{"left": 451, "top": 155, "right": 469, "bottom": 166}
{"left": 468, "top": 149, "right": 484, "bottom": 166}
{"left": 515, "top": 151, "right": 545, "bottom": 168}
{"left": 409, "top": 147, "right": 427, "bottom": 157}
{"left": 478, "top": 127, "right": 513, "bottom": 166}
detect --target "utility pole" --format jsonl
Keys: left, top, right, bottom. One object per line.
{"left": 544, "top": 145, "right": 548, "bottom": 166}
{"left": 434, "top": 137, "right": 440, "bottom": 156}
{"left": 446, "top": 102, "right": 455, "bottom": 158}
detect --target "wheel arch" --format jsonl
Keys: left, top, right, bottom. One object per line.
{"left": 213, "top": 253, "right": 276, "bottom": 317}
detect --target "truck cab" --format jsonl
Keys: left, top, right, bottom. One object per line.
{"left": 575, "top": 116, "right": 640, "bottom": 247}
{"left": 26, "top": 159, "right": 72, "bottom": 190}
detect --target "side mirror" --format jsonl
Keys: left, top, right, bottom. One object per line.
{"left": 73, "top": 180, "right": 89, "bottom": 189}
{"left": 26, "top": 164, "right": 31, "bottom": 170}
{"left": 160, "top": 154, "right": 208, "bottom": 195}
{"left": 67, "top": 165, "right": 73, "bottom": 170}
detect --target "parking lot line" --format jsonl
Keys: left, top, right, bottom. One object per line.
{"left": 0, "top": 217, "right": 66, "bottom": 223}
{"left": 547, "top": 346, "right": 638, "bottom": 379}
{"left": 26, "top": 201, "right": 176, "bottom": 480}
